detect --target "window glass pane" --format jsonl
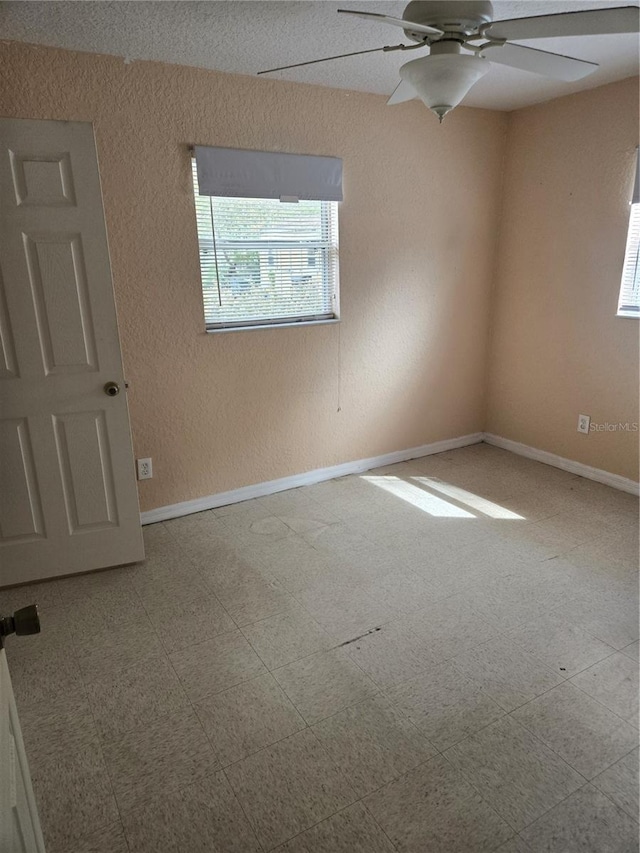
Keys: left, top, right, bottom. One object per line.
{"left": 192, "top": 162, "right": 339, "bottom": 329}
{"left": 618, "top": 203, "right": 640, "bottom": 317}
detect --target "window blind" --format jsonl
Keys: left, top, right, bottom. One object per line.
{"left": 192, "top": 161, "right": 339, "bottom": 329}
{"left": 194, "top": 145, "right": 343, "bottom": 201}
{"left": 618, "top": 202, "right": 640, "bottom": 317}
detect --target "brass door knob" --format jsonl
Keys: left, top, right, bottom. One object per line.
{"left": 104, "top": 382, "right": 120, "bottom": 397}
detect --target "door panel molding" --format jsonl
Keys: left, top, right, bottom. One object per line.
{"left": 0, "top": 118, "right": 143, "bottom": 585}
{"left": 0, "top": 268, "right": 19, "bottom": 379}
{"left": 0, "top": 418, "right": 45, "bottom": 544}
{"left": 9, "top": 148, "right": 76, "bottom": 207}
{"left": 53, "top": 410, "right": 119, "bottom": 533}
{"left": 22, "top": 232, "right": 98, "bottom": 375}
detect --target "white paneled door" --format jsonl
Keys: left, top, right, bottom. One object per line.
{"left": 0, "top": 647, "right": 45, "bottom": 852}
{"left": 0, "top": 118, "right": 144, "bottom": 586}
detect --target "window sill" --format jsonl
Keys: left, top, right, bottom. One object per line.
{"left": 616, "top": 311, "right": 640, "bottom": 319}
{"left": 205, "top": 318, "right": 341, "bottom": 334}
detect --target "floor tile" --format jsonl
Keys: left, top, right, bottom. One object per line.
{"left": 445, "top": 716, "right": 584, "bottom": 831}
{"left": 409, "top": 544, "right": 489, "bottom": 597}
{"left": 142, "top": 520, "right": 178, "bottom": 555}
{"left": 273, "top": 647, "right": 379, "bottom": 724}
{"left": 250, "top": 536, "right": 337, "bottom": 592}
{"left": 529, "top": 511, "right": 604, "bottom": 550}
{"left": 553, "top": 591, "right": 639, "bottom": 651}
{"left": 388, "top": 661, "right": 505, "bottom": 751}
{"left": 357, "top": 566, "right": 439, "bottom": 614}
{"left": 214, "top": 499, "right": 274, "bottom": 520}
{"left": 7, "top": 447, "right": 637, "bottom": 853}
{"left": 122, "top": 771, "right": 261, "bottom": 853}
{"left": 75, "top": 821, "right": 129, "bottom": 853}
{"left": 257, "top": 488, "right": 318, "bottom": 517}
{"left": 241, "top": 606, "right": 334, "bottom": 670}
{"left": 343, "top": 619, "right": 435, "bottom": 690}
{"left": 452, "top": 635, "right": 564, "bottom": 712}
{"left": 141, "top": 584, "right": 236, "bottom": 653}
{"left": 72, "top": 614, "right": 164, "bottom": 683}
{"left": 7, "top": 636, "right": 85, "bottom": 716}
{"left": 59, "top": 573, "right": 155, "bottom": 669}
{"left": 0, "top": 579, "right": 63, "bottom": 611}
{"left": 564, "top": 528, "right": 639, "bottom": 579}
{"left": 300, "top": 521, "right": 374, "bottom": 554}
{"left": 277, "top": 503, "right": 344, "bottom": 536}
{"left": 323, "top": 547, "right": 403, "bottom": 587}
{"left": 20, "top": 700, "right": 98, "bottom": 771}
{"left": 225, "top": 728, "right": 356, "bottom": 850}
{"left": 103, "top": 709, "right": 219, "bottom": 812}
{"left": 195, "top": 673, "right": 305, "bottom": 766}
{"left": 494, "top": 838, "right": 533, "bottom": 853}
{"left": 294, "top": 582, "right": 396, "bottom": 644}
{"left": 512, "top": 682, "right": 639, "bottom": 779}
{"left": 169, "top": 630, "right": 266, "bottom": 702}
{"left": 86, "top": 653, "right": 189, "bottom": 740}
{"left": 621, "top": 640, "right": 640, "bottom": 661}
{"left": 520, "top": 784, "right": 639, "bottom": 852}
{"left": 221, "top": 513, "right": 294, "bottom": 548}
{"left": 592, "top": 748, "right": 639, "bottom": 823}
{"left": 505, "top": 612, "right": 616, "bottom": 678}
{"left": 57, "top": 564, "right": 137, "bottom": 600}
{"left": 364, "top": 753, "right": 513, "bottom": 852}
{"left": 211, "top": 570, "right": 295, "bottom": 627}
{"left": 32, "top": 734, "right": 119, "bottom": 853}
{"left": 129, "top": 551, "right": 207, "bottom": 599}
{"left": 458, "top": 570, "right": 571, "bottom": 632}
{"left": 406, "top": 595, "right": 500, "bottom": 664}
{"left": 311, "top": 694, "right": 436, "bottom": 798}
{"left": 164, "top": 508, "right": 227, "bottom": 537}
{"left": 570, "top": 653, "right": 639, "bottom": 724}
{"left": 305, "top": 478, "right": 382, "bottom": 517}
{"left": 193, "top": 544, "right": 265, "bottom": 588}
{"left": 274, "top": 801, "right": 395, "bottom": 852}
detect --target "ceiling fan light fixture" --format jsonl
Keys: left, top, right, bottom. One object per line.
{"left": 400, "top": 52, "right": 489, "bottom": 121}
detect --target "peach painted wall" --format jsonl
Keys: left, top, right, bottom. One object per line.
{"left": 486, "top": 78, "right": 640, "bottom": 482}
{"left": 0, "top": 42, "right": 507, "bottom": 511}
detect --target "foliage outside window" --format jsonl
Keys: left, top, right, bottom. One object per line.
{"left": 192, "top": 162, "right": 339, "bottom": 330}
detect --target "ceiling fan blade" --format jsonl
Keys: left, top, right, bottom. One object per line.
{"left": 485, "top": 6, "right": 640, "bottom": 41}
{"left": 483, "top": 42, "right": 599, "bottom": 81}
{"left": 337, "top": 9, "right": 444, "bottom": 36}
{"left": 257, "top": 45, "right": 402, "bottom": 74}
{"left": 387, "top": 79, "right": 416, "bottom": 105}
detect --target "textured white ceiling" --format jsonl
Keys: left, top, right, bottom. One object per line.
{"left": 0, "top": 1, "right": 637, "bottom": 110}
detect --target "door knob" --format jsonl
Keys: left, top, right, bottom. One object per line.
{"left": 0, "top": 605, "right": 40, "bottom": 648}
{"left": 104, "top": 382, "right": 120, "bottom": 397}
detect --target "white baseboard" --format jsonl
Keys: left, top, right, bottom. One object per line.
{"left": 140, "top": 432, "right": 484, "bottom": 524}
{"left": 141, "top": 429, "right": 639, "bottom": 525}
{"left": 483, "top": 433, "right": 640, "bottom": 497}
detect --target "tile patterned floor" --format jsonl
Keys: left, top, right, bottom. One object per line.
{"left": 1, "top": 444, "right": 638, "bottom": 852}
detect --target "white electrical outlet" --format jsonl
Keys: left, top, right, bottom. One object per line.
{"left": 137, "top": 457, "right": 153, "bottom": 480}
{"left": 577, "top": 414, "right": 591, "bottom": 435}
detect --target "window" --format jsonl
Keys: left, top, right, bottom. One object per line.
{"left": 617, "top": 202, "right": 640, "bottom": 317}
{"left": 191, "top": 160, "right": 339, "bottom": 331}
{"left": 617, "top": 148, "right": 640, "bottom": 318}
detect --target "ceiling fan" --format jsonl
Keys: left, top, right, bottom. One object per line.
{"left": 258, "top": 1, "right": 640, "bottom": 121}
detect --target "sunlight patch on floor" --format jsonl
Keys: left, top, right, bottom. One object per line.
{"left": 361, "top": 475, "right": 475, "bottom": 518}
{"left": 412, "top": 477, "right": 525, "bottom": 520}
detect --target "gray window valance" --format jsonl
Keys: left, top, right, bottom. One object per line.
{"left": 194, "top": 145, "right": 343, "bottom": 202}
